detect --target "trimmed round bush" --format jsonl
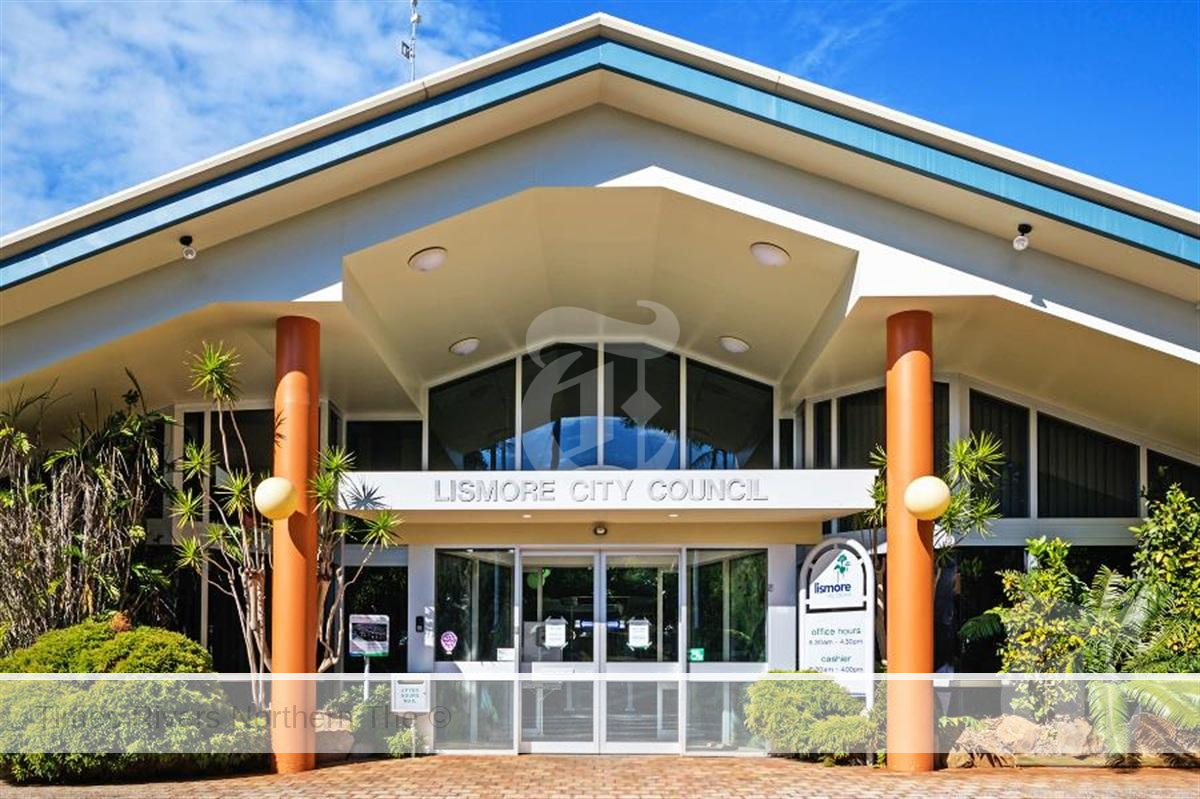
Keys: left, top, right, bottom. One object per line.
{"left": 0, "top": 617, "right": 265, "bottom": 784}
{"left": 0, "top": 616, "right": 212, "bottom": 674}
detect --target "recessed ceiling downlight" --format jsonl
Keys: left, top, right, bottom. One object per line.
{"left": 749, "top": 241, "right": 790, "bottom": 268}
{"left": 449, "top": 337, "right": 480, "bottom": 356}
{"left": 408, "top": 246, "right": 447, "bottom": 272}
{"left": 719, "top": 335, "right": 751, "bottom": 354}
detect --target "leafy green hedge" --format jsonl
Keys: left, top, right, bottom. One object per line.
{"left": 0, "top": 617, "right": 212, "bottom": 674}
{"left": 744, "top": 671, "right": 881, "bottom": 763}
{"left": 0, "top": 617, "right": 266, "bottom": 784}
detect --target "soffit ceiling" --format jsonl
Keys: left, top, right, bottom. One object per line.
{"left": 343, "top": 186, "right": 858, "bottom": 394}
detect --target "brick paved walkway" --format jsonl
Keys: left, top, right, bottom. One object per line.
{"left": 2, "top": 756, "right": 1197, "bottom": 799}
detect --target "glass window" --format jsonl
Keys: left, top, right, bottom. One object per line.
{"left": 948, "top": 546, "right": 1025, "bottom": 673}
{"left": 328, "top": 404, "right": 343, "bottom": 452}
{"left": 605, "top": 553, "right": 679, "bottom": 663}
{"left": 970, "top": 391, "right": 1030, "bottom": 517}
{"left": 812, "top": 400, "right": 832, "bottom": 468}
{"left": 837, "top": 388, "right": 884, "bottom": 469}
{"left": 1147, "top": 450, "right": 1200, "bottom": 504}
{"left": 347, "top": 420, "right": 422, "bottom": 471}
{"left": 686, "top": 362, "right": 773, "bottom": 469}
{"left": 343, "top": 566, "right": 408, "bottom": 673}
{"left": 933, "top": 381, "right": 950, "bottom": 476}
{"left": 210, "top": 409, "right": 275, "bottom": 478}
{"left": 521, "top": 344, "right": 598, "bottom": 470}
{"left": 778, "top": 419, "right": 794, "bottom": 469}
{"left": 686, "top": 550, "right": 766, "bottom": 663}
{"left": 1065, "top": 546, "right": 1135, "bottom": 586}
{"left": 1037, "top": 414, "right": 1138, "bottom": 517}
{"left": 603, "top": 343, "right": 680, "bottom": 469}
{"left": 428, "top": 362, "right": 516, "bottom": 471}
{"left": 435, "top": 549, "right": 513, "bottom": 661}
{"left": 521, "top": 553, "right": 595, "bottom": 664}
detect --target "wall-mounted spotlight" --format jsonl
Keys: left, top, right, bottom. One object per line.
{"left": 179, "top": 235, "right": 197, "bottom": 260}
{"left": 592, "top": 523, "right": 608, "bottom": 537}
{"left": 1012, "top": 223, "right": 1033, "bottom": 252}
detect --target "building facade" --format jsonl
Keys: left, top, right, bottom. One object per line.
{"left": 1, "top": 15, "right": 1197, "bottom": 763}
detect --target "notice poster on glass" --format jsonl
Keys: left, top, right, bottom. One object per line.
{"left": 627, "top": 618, "right": 651, "bottom": 649}
{"left": 543, "top": 617, "right": 568, "bottom": 649}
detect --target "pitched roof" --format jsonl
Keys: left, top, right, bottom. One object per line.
{"left": 2, "top": 13, "right": 1197, "bottom": 293}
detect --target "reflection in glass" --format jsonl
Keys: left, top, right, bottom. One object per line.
{"left": 428, "top": 362, "right": 516, "bottom": 470}
{"left": 686, "top": 361, "right": 773, "bottom": 469}
{"left": 521, "top": 345, "right": 598, "bottom": 469}
{"left": 686, "top": 682, "right": 761, "bottom": 751}
{"left": 603, "top": 344, "right": 680, "bottom": 469}
{"left": 687, "top": 550, "right": 767, "bottom": 663}
{"left": 521, "top": 555, "right": 594, "bottom": 663}
{"left": 606, "top": 682, "right": 679, "bottom": 743}
{"left": 605, "top": 553, "right": 678, "bottom": 662}
{"left": 435, "top": 550, "right": 514, "bottom": 661}
{"left": 347, "top": 420, "right": 422, "bottom": 471}
{"left": 434, "top": 681, "right": 514, "bottom": 749}
{"left": 342, "top": 566, "right": 408, "bottom": 673}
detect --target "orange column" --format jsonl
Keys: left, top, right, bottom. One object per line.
{"left": 885, "top": 310, "right": 935, "bottom": 772}
{"left": 271, "top": 316, "right": 320, "bottom": 773}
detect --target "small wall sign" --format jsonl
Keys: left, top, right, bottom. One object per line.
{"left": 439, "top": 630, "right": 459, "bottom": 655}
{"left": 391, "top": 679, "right": 431, "bottom": 714}
{"left": 688, "top": 647, "right": 705, "bottom": 663}
{"left": 348, "top": 614, "right": 390, "bottom": 658}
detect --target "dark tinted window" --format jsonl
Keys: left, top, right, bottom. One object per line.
{"left": 210, "top": 409, "right": 274, "bottom": 477}
{"left": 686, "top": 361, "right": 772, "bottom": 469}
{"left": 934, "top": 381, "right": 950, "bottom": 476}
{"left": 950, "top": 546, "right": 1026, "bottom": 673}
{"left": 778, "top": 419, "right": 794, "bottom": 469}
{"left": 838, "top": 388, "right": 884, "bottom": 469}
{"left": 1147, "top": 450, "right": 1200, "bottom": 504}
{"left": 521, "top": 344, "right": 598, "bottom": 470}
{"left": 347, "top": 421, "right": 422, "bottom": 471}
{"left": 812, "top": 400, "right": 832, "bottom": 469}
{"left": 343, "top": 566, "right": 408, "bottom": 673}
{"left": 970, "top": 391, "right": 1030, "bottom": 517}
{"left": 1065, "top": 546, "right": 1135, "bottom": 586}
{"left": 687, "top": 550, "right": 766, "bottom": 662}
{"left": 1037, "top": 414, "right": 1138, "bottom": 517}
{"left": 435, "top": 550, "right": 514, "bottom": 661}
{"left": 428, "top": 361, "right": 516, "bottom": 471}
{"left": 604, "top": 343, "right": 680, "bottom": 469}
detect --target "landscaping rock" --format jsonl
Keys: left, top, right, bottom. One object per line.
{"left": 1033, "top": 717, "right": 1100, "bottom": 755}
{"left": 316, "top": 729, "right": 354, "bottom": 763}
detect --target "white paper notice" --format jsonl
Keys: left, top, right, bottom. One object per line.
{"left": 543, "top": 617, "right": 568, "bottom": 649}
{"left": 627, "top": 618, "right": 651, "bottom": 649}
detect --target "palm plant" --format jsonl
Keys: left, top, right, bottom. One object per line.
{"left": 173, "top": 342, "right": 397, "bottom": 703}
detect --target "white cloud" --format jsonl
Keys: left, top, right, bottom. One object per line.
{"left": 777, "top": 1, "right": 909, "bottom": 84}
{"left": 0, "top": 0, "right": 505, "bottom": 235}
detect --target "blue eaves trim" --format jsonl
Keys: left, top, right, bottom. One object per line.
{"left": 2, "top": 38, "right": 1197, "bottom": 291}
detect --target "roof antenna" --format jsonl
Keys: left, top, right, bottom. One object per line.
{"left": 399, "top": 0, "right": 420, "bottom": 83}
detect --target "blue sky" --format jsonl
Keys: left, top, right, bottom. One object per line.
{"left": 1, "top": 1, "right": 1196, "bottom": 235}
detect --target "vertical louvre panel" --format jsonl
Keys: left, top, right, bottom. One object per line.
{"left": 1037, "top": 413, "right": 1137, "bottom": 517}
{"left": 970, "top": 391, "right": 1030, "bottom": 517}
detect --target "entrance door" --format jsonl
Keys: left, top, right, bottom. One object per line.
{"left": 600, "top": 551, "right": 683, "bottom": 753}
{"left": 517, "top": 549, "right": 683, "bottom": 753}
{"left": 519, "top": 552, "right": 599, "bottom": 752}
